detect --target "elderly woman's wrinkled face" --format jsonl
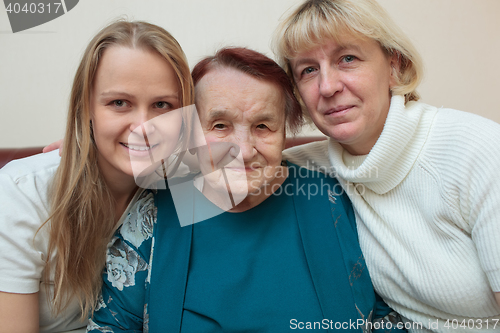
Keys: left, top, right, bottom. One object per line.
{"left": 290, "top": 34, "right": 397, "bottom": 155}
{"left": 195, "top": 68, "right": 286, "bottom": 202}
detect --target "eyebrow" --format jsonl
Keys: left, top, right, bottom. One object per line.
{"left": 206, "top": 109, "right": 280, "bottom": 123}
{"left": 100, "top": 91, "right": 179, "bottom": 100}
{"left": 205, "top": 110, "right": 230, "bottom": 122}
{"left": 253, "top": 112, "right": 279, "bottom": 123}
{"left": 292, "top": 43, "right": 363, "bottom": 68}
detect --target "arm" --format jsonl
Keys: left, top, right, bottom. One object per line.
{"left": 0, "top": 161, "right": 58, "bottom": 332}
{"left": 0, "top": 292, "right": 39, "bottom": 333}
{"left": 460, "top": 119, "right": 500, "bottom": 307}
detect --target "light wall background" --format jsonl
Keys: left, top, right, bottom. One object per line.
{"left": 0, "top": 0, "right": 499, "bottom": 148}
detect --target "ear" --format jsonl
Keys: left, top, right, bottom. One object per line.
{"left": 389, "top": 51, "right": 401, "bottom": 89}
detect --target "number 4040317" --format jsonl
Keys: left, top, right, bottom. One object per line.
{"left": 5, "top": 2, "right": 62, "bottom": 14}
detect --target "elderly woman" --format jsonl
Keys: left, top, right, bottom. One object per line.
{"left": 275, "top": 0, "right": 500, "bottom": 331}
{"left": 87, "top": 47, "right": 406, "bottom": 332}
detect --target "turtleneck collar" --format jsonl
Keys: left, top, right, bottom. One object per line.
{"left": 328, "top": 95, "right": 438, "bottom": 194}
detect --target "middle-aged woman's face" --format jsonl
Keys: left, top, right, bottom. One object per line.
{"left": 91, "top": 46, "right": 183, "bottom": 184}
{"left": 290, "top": 34, "right": 397, "bottom": 155}
{"left": 195, "top": 67, "right": 286, "bottom": 202}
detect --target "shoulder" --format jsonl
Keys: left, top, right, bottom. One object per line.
{"left": 418, "top": 108, "right": 500, "bottom": 225}
{"left": 0, "top": 150, "right": 60, "bottom": 181}
{"left": 422, "top": 108, "right": 500, "bottom": 167}
{"left": 282, "top": 139, "right": 331, "bottom": 170}
{"left": 286, "top": 161, "right": 338, "bottom": 184}
{"left": 286, "top": 162, "right": 351, "bottom": 208}
{"left": 286, "top": 163, "right": 356, "bottom": 230}
{"left": 0, "top": 151, "right": 60, "bottom": 216}
{"left": 430, "top": 108, "right": 500, "bottom": 146}
{"left": 0, "top": 151, "right": 60, "bottom": 213}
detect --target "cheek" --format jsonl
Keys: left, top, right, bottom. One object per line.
{"left": 94, "top": 119, "right": 120, "bottom": 142}
{"left": 91, "top": 119, "right": 108, "bottom": 146}
{"left": 259, "top": 139, "right": 284, "bottom": 167}
{"left": 297, "top": 82, "right": 317, "bottom": 109}
{"left": 198, "top": 137, "right": 236, "bottom": 171}
{"left": 160, "top": 112, "right": 183, "bottom": 136}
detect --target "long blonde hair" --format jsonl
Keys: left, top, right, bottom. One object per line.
{"left": 44, "top": 20, "right": 194, "bottom": 318}
{"left": 273, "top": 0, "right": 423, "bottom": 106}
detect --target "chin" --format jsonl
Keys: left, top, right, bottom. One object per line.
{"left": 129, "top": 160, "right": 160, "bottom": 178}
{"left": 327, "top": 126, "right": 361, "bottom": 145}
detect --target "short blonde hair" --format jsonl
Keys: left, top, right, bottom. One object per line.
{"left": 273, "top": 0, "right": 423, "bottom": 104}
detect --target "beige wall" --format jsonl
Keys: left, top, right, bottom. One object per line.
{"left": 1, "top": 0, "right": 499, "bottom": 147}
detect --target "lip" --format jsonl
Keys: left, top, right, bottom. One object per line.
{"left": 324, "top": 105, "right": 355, "bottom": 116}
{"left": 121, "top": 142, "right": 159, "bottom": 157}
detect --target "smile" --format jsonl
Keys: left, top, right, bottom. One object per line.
{"left": 121, "top": 143, "right": 158, "bottom": 151}
{"left": 325, "top": 105, "right": 354, "bottom": 115}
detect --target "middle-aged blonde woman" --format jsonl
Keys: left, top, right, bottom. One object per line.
{"left": 276, "top": 0, "right": 500, "bottom": 332}
{"left": 0, "top": 21, "right": 193, "bottom": 332}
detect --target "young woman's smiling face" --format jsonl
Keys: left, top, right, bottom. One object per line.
{"left": 91, "top": 46, "right": 182, "bottom": 186}
{"left": 291, "top": 35, "right": 397, "bottom": 155}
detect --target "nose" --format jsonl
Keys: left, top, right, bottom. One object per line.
{"left": 129, "top": 107, "right": 156, "bottom": 141}
{"left": 318, "top": 68, "right": 343, "bottom": 98}
{"left": 232, "top": 131, "right": 256, "bottom": 162}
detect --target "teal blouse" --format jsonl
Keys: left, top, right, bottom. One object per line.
{"left": 88, "top": 163, "right": 405, "bottom": 332}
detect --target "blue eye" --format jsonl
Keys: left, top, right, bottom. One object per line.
{"left": 343, "top": 55, "right": 356, "bottom": 63}
{"left": 113, "top": 100, "right": 126, "bottom": 107}
{"left": 302, "top": 67, "right": 316, "bottom": 75}
{"left": 155, "top": 101, "right": 171, "bottom": 109}
{"left": 214, "top": 123, "right": 226, "bottom": 130}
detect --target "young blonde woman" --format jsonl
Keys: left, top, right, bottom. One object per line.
{"left": 0, "top": 21, "right": 193, "bottom": 332}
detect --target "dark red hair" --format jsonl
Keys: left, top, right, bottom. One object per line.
{"left": 192, "top": 47, "right": 303, "bottom": 134}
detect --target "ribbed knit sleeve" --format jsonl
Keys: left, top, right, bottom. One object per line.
{"left": 422, "top": 108, "right": 500, "bottom": 292}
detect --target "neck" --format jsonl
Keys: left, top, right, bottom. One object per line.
{"left": 104, "top": 174, "right": 139, "bottom": 221}
{"left": 341, "top": 142, "right": 374, "bottom": 156}
{"left": 111, "top": 184, "right": 138, "bottom": 220}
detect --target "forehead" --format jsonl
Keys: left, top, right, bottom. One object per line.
{"left": 195, "top": 68, "right": 284, "bottom": 121}
{"left": 93, "top": 46, "right": 180, "bottom": 95}
{"left": 291, "top": 34, "right": 382, "bottom": 63}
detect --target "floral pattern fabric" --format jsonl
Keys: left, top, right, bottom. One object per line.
{"left": 87, "top": 190, "right": 155, "bottom": 332}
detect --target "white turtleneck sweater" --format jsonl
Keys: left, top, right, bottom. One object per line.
{"left": 283, "top": 95, "right": 500, "bottom": 332}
